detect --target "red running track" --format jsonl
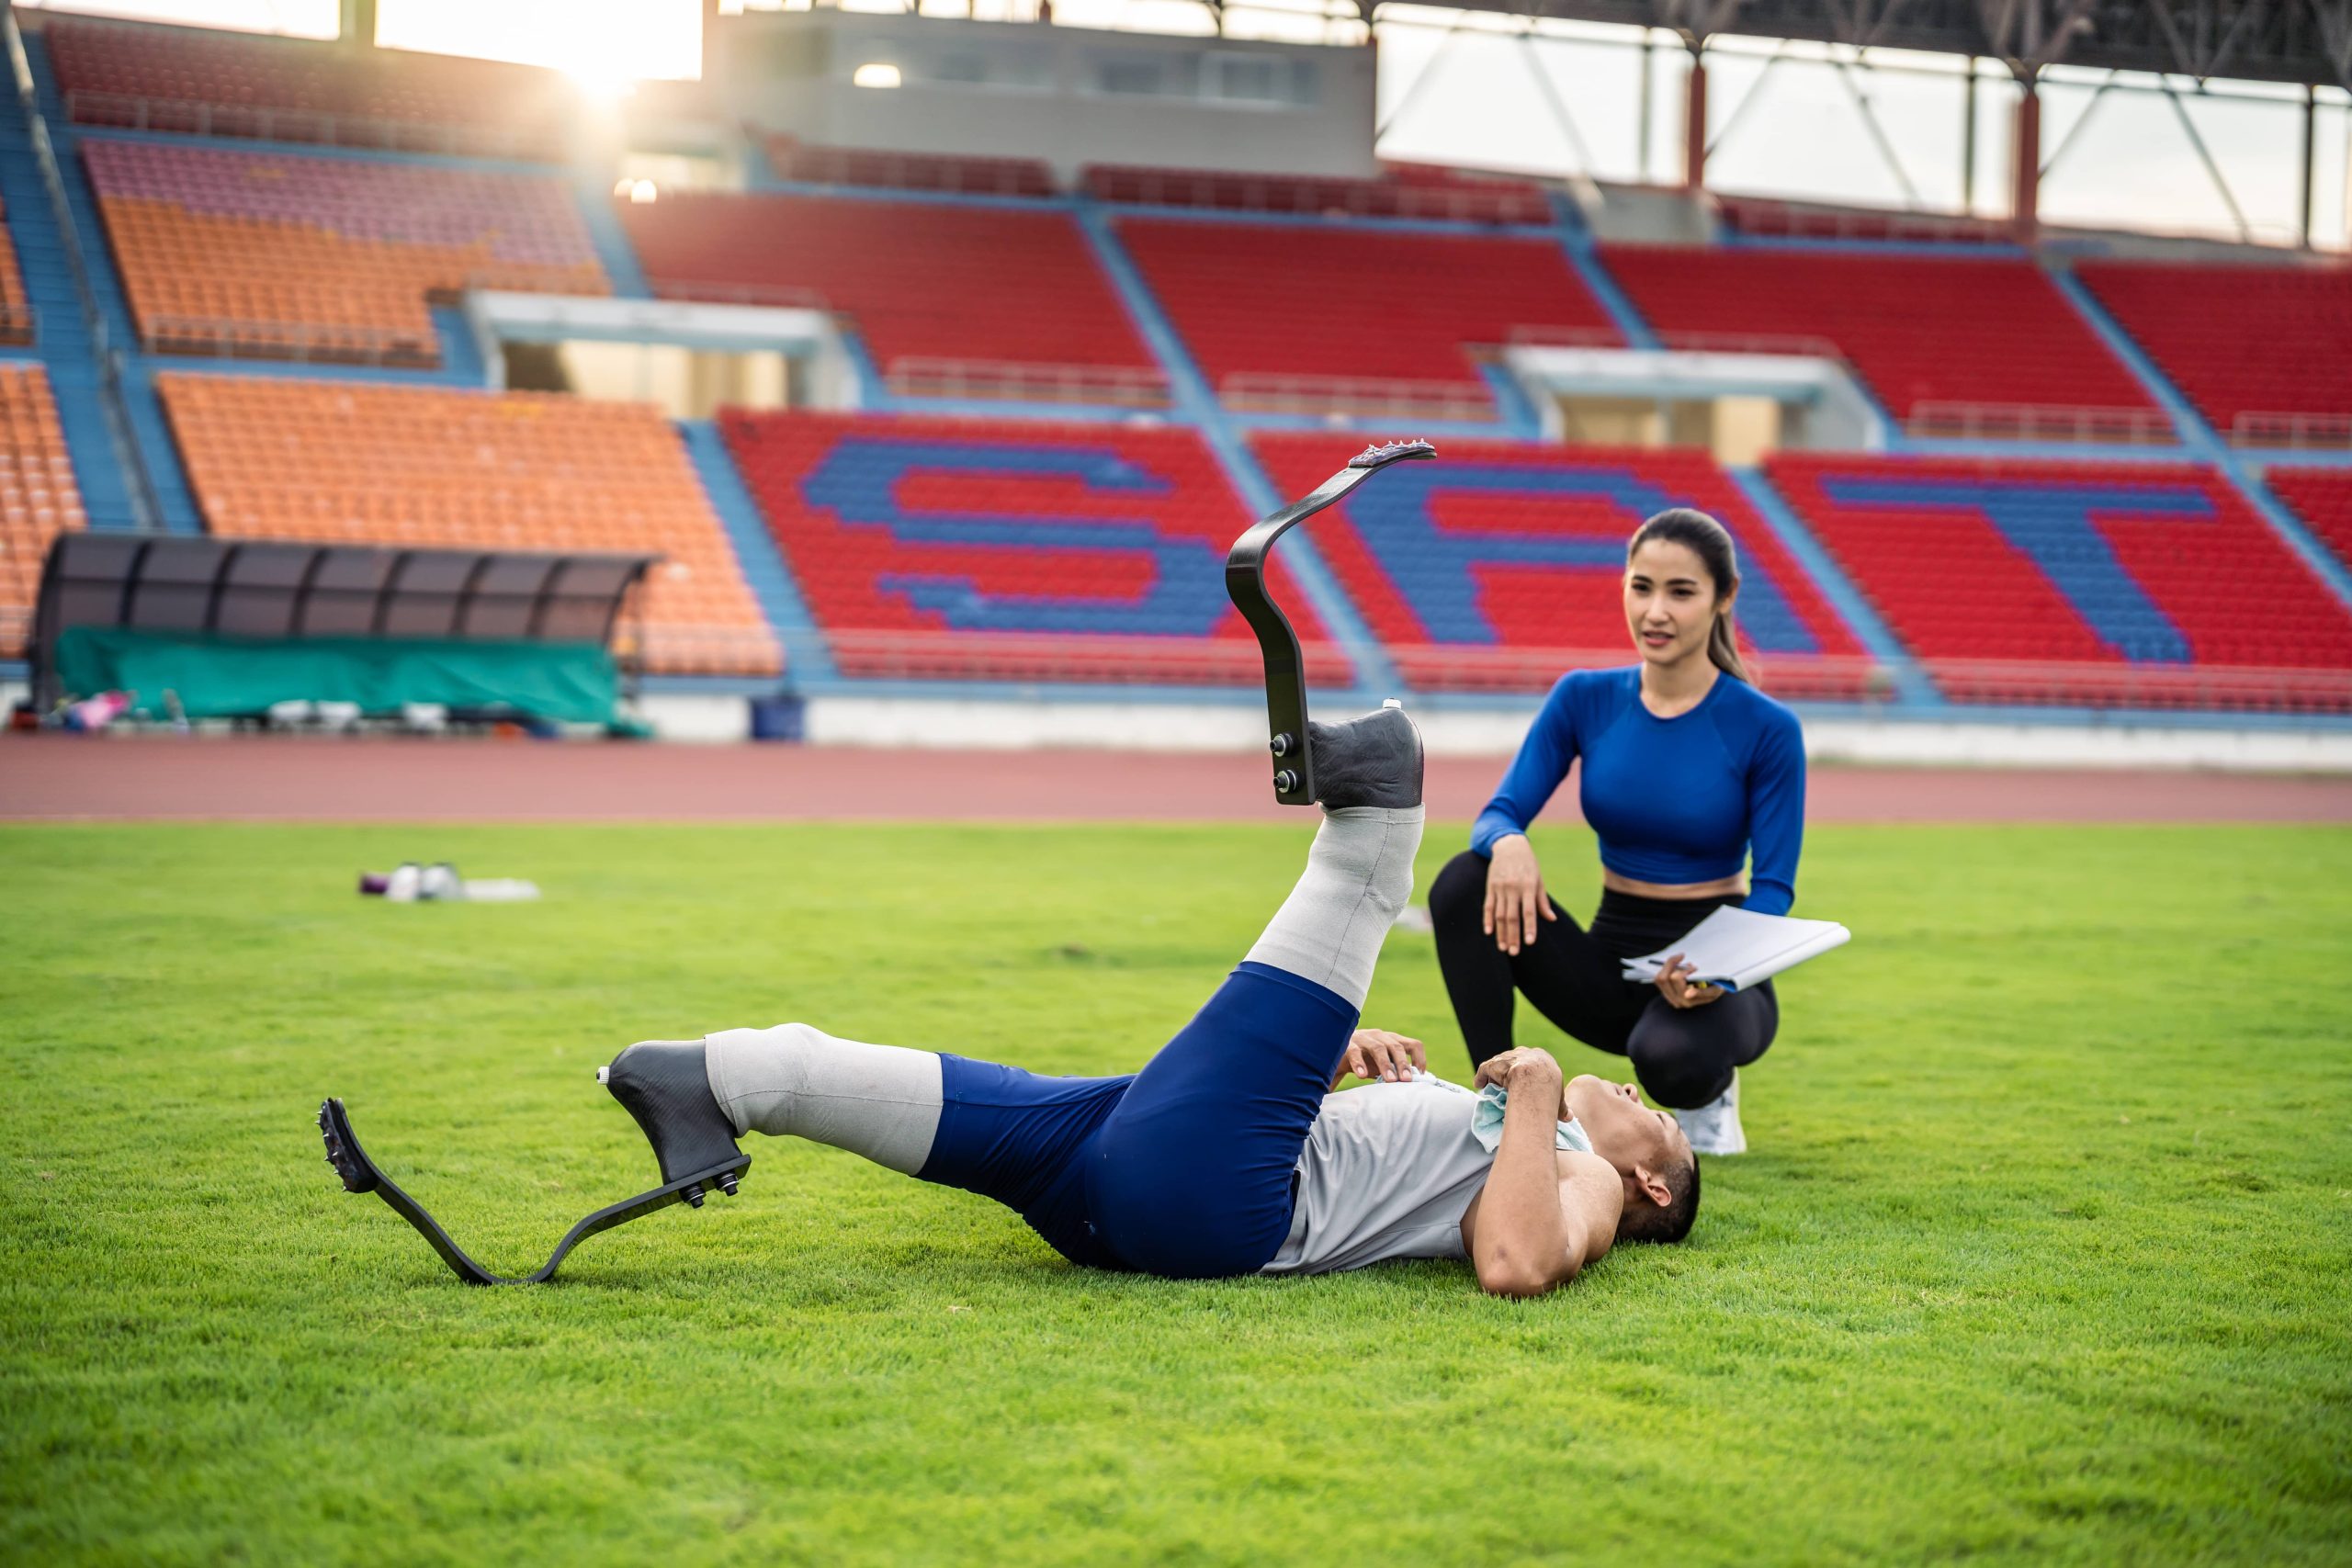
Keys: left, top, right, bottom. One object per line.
{"left": 3, "top": 737, "right": 2350, "bottom": 823}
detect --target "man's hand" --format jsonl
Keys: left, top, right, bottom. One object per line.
{"left": 1471, "top": 1045, "right": 1562, "bottom": 1094}
{"left": 1332, "top": 1029, "right": 1427, "bottom": 1089}
{"left": 1483, "top": 835, "right": 1557, "bottom": 957}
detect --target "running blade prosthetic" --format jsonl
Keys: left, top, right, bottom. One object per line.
{"left": 1226, "top": 439, "right": 1435, "bottom": 806}
{"left": 316, "top": 1095, "right": 749, "bottom": 1286}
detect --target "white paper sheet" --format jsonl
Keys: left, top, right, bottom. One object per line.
{"left": 1620, "top": 905, "right": 1850, "bottom": 993}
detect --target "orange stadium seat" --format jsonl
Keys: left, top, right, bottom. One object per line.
{"left": 2075, "top": 260, "right": 2352, "bottom": 442}
{"left": 0, "top": 366, "right": 87, "bottom": 658}
{"left": 45, "top": 17, "right": 577, "bottom": 160}
{"left": 620, "top": 191, "right": 1163, "bottom": 402}
{"left": 1600, "top": 245, "right": 2155, "bottom": 431}
{"left": 158, "top": 375, "right": 778, "bottom": 677}
{"left": 0, "top": 197, "right": 28, "bottom": 346}
{"left": 1116, "top": 219, "right": 1618, "bottom": 419}
{"left": 84, "top": 140, "right": 606, "bottom": 366}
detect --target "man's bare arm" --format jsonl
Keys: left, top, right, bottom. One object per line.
{"left": 1464, "top": 1048, "right": 1599, "bottom": 1297}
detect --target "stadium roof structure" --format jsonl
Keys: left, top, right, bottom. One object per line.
{"left": 1350, "top": 0, "right": 2352, "bottom": 89}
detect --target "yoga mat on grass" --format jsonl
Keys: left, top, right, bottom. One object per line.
{"left": 54, "top": 627, "right": 622, "bottom": 728}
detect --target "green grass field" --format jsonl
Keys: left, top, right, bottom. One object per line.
{"left": 3, "top": 820, "right": 2348, "bottom": 1566}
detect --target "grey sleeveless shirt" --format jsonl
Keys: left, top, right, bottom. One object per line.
{"left": 1260, "top": 1077, "right": 1498, "bottom": 1276}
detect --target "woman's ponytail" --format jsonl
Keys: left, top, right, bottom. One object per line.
{"left": 1628, "top": 508, "right": 1750, "bottom": 684}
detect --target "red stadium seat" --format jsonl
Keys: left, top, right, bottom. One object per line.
{"left": 1601, "top": 244, "right": 2154, "bottom": 430}
{"left": 2075, "top": 259, "right": 2352, "bottom": 443}
{"left": 2267, "top": 468, "right": 2352, "bottom": 578}
{"left": 1767, "top": 453, "right": 2352, "bottom": 711}
{"left": 621, "top": 192, "right": 1164, "bottom": 405}
{"left": 1250, "top": 435, "right": 1875, "bottom": 699}
{"left": 1118, "top": 219, "right": 1618, "bottom": 420}
{"left": 720, "top": 411, "right": 1347, "bottom": 686}
{"left": 158, "top": 374, "right": 779, "bottom": 677}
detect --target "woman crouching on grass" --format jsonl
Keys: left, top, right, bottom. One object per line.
{"left": 1427, "top": 509, "right": 1805, "bottom": 1156}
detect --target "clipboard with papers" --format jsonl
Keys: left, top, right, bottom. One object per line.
{"left": 1620, "top": 905, "right": 1851, "bottom": 994}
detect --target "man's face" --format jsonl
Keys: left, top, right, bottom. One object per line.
{"left": 1565, "top": 1073, "right": 1687, "bottom": 1177}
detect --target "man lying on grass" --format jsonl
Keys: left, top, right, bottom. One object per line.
{"left": 602, "top": 707, "right": 1698, "bottom": 1296}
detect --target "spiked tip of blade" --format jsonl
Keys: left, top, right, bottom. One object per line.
{"left": 317, "top": 1099, "right": 378, "bottom": 1194}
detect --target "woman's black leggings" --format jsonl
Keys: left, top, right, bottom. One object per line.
{"left": 1428, "top": 850, "right": 1778, "bottom": 1109}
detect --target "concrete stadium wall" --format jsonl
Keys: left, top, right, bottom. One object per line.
{"left": 621, "top": 693, "right": 2352, "bottom": 773}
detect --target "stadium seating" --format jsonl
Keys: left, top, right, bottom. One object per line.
{"left": 622, "top": 192, "right": 1165, "bottom": 404}
{"left": 1767, "top": 454, "right": 2352, "bottom": 710}
{"left": 2075, "top": 259, "right": 2352, "bottom": 443}
{"left": 720, "top": 410, "right": 1347, "bottom": 685}
{"left": 1117, "top": 219, "right": 1618, "bottom": 418}
{"left": 0, "top": 197, "right": 28, "bottom": 346}
{"left": 0, "top": 365, "right": 85, "bottom": 658}
{"left": 84, "top": 139, "right": 606, "bottom": 364}
{"left": 158, "top": 374, "right": 778, "bottom": 676}
{"left": 1250, "top": 435, "right": 1874, "bottom": 697}
{"left": 44, "top": 17, "right": 576, "bottom": 160}
{"left": 768, "top": 136, "right": 1054, "bottom": 197}
{"left": 1713, "top": 195, "right": 2007, "bottom": 245}
{"left": 2267, "top": 468, "right": 2352, "bottom": 575}
{"left": 1600, "top": 245, "right": 2157, "bottom": 432}
{"left": 1087, "top": 162, "right": 1549, "bottom": 224}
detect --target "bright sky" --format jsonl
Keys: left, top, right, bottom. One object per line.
{"left": 20, "top": 0, "right": 2350, "bottom": 247}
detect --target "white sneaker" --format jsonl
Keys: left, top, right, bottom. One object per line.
{"left": 1675, "top": 1072, "right": 1747, "bottom": 1156}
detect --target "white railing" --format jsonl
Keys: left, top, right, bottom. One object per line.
{"left": 2230, "top": 411, "right": 2352, "bottom": 451}
{"left": 1716, "top": 196, "right": 2010, "bottom": 246}
{"left": 63, "top": 89, "right": 561, "bottom": 162}
{"left": 646, "top": 278, "right": 833, "bottom": 313}
{"left": 1506, "top": 324, "right": 1851, "bottom": 362}
{"left": 1908, "top": 401, "right": 2179, "bottom": 446}
{"left": 1924, "top": 659, "right": 2352, "bottom": 714}
{"left": 771, "top": 141, "right": 1052, "bottom": 198}
{"left": 1086, "top": 165, "right": 1549, "bottom": 225}
{"left": 885, "top": 357, "right": 1171, "bottom": 408}
{"left": 1220, "top": 371, "right": 1495, "bottom": 423}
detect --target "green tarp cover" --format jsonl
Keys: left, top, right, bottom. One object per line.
{"left": 55, "top": 627, "right": 621, "bottom": 726}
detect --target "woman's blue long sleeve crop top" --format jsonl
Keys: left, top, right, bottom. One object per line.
{"left": 1468, "top": 666, "right": 1807, "bottom": 917}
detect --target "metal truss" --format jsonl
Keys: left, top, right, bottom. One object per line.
{"left": 1351, "top": 0, "right": 2352, "bottom": 89}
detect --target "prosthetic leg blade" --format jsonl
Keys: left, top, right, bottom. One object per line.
{"left": 1226, "top": 439, "right": 1435, "bottom": 806}
{"left": 315, "top": 1097, "right": 749, "bottom": 1286}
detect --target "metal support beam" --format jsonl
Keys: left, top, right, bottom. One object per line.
{"left": 1961, "top": 54, "right": 1979, "bottom": 212}
{"left": 2302, "top": 82, "right": 2320, "bottom": 246}
{"left": 1685, "top": 43, "right": 1710, "bottom": 187}
{"left": 2010, "top": 74, "right": 2040, "bottom": 239}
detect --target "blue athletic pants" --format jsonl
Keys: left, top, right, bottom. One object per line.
{"left": 911, "top": 960, "right": 1358, "bottom": 1278}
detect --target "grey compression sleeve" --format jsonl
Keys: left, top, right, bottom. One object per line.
{"left": 702, "top": 1022, "right": 944, "bottom": 1175}
{"left": 1243, "top": 804, "right": 1424, "bottom": 1010}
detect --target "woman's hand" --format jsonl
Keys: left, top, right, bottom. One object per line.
{"left": 1653, "top": 953, "right": 1724, "bottom": 1010}
{"left": 1484, "top": 834, "right": 1557, "bottom": 957}
{"left": 1332, "top": 1029, "right": 1428, "bottom": 1089}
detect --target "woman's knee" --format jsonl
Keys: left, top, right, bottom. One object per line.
{"left": 1428, "top": 850, "right": 1488, "bottom": 930}
{"left": 1627, "top": 1013, "right": 1735, "bottom": 1109}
